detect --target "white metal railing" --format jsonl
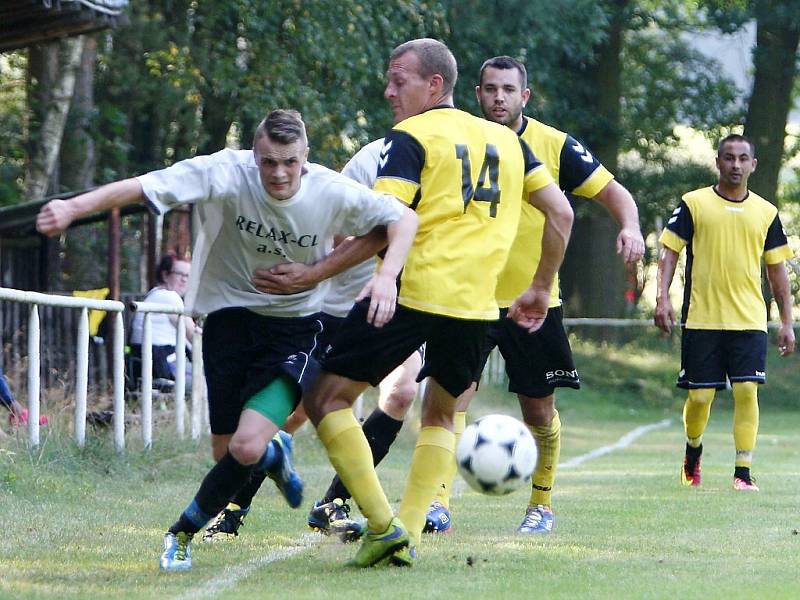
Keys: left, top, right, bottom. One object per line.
{"left": 128, "top": 300, "right": 208, "bottom": 447}
{"left": 0, "top": 286, "right": 126, "bottom": 450}
{"left": 2, "top": 284, "right": 795, "bottom": 451}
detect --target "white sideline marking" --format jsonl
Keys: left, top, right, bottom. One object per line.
{"left": 175, "top": 534, "right": 319, "bottom": 600}
{"left": 180, "top": 418, "right": 672, "bottom": 597}
{"left": 560, "top": 418, "right": 673, "bottom": 469}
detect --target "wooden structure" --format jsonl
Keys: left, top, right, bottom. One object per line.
{"left": 0, "top": 0, "right": 129, "bottom": 52}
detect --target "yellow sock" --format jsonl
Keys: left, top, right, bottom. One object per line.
{"left": 434, "top": 411, "right": 466, "bottom": 508}
{"left": 317, "top": 408, "right": 392, "bottom": 533}
{"left": 399, "top": 426, "right": 455, "bottom": 547}
{"left": 732, "top": 381, "right": 759, "bottom": 467}
{"left": 528, "top": 410, "right": 561, "bottom": 508}
{"left": 683, "top": 388, "right": 715, "bottom": 447}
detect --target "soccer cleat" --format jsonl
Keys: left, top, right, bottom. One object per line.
{"left": 517, "top": 505, "right": 555, "bottom": 534}
{"left": 345, "top": 517, "right": 409, "bottom": 568}
{"left": 681, "top": 455, "right": 702, "bottom": 487}
{"left": 422, "top": 501, "right": 452, "bottom": 534}
{"left": 159, "top": 531, "right": 193, "bottom": 571}
{"left": 266, "top": 431, "right": 304, "bottom": 508}
{"left": 384, "top": 544, "right": 416, "bottom": 567}
{"left": 308, "top": 498, "right": 364, "bottom": 543}
{"left": 733, "top": 476, "right": 759, "bottom": 491}
{"left": 202, "top": 504, "right": 249, "bottom": 541}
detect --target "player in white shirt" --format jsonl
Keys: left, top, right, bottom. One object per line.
{"left": 251, "top": 139, "right": 425, "bottom": 542}
{"left": 36, "top": 110, "right": 418, "bottom": 572}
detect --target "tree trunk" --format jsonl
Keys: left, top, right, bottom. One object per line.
{"left": 743, "top": 3, "right": 800, "bottom": 205}
{"left": 742, "top": 2, "right": 800, "bottom": 319}
{"left": 60, "top": 36, "right": 97, "bottom": 192}
{"left": 560, "top": 0, "right": 629, "bottom": 319}
{"left": 26, "top": 42, "right": 59, "bottom": 197}
{"left": 24, "top": 36, "right": 85, "bottom": 201}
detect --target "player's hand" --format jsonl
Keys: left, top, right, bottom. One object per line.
{"left": 654, "top": 300, "right": 675, "bottom": 334}
{"left": 356, "top": 272, "right": 397, "bottom": 328}
{"left": 777, "top": 323, "right": 795, "bottom": 357}
{"left": 252, "top": 263, "right": 318, "bottom": 294}
{"left": 508, "top": 286, "right": 550, "bottom": 333}
{"left": 617, "top": 227, "right": 645, "bottom": 265}
{"left": 36, "top": 199, "right": 75, "bottom": 236}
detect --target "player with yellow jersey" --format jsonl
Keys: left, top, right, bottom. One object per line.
{"left": 424, "top": 55, "right": 645, "bottom": 537}
{"left": 656, "top": 134, "right": 795, "bottom": 492}
{"left": 303, "top": 39, "right": 573, "bottom": 567}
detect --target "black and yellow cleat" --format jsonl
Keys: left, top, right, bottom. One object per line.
{"left": 308, "top": 498, "right": 364, "bottom": 543}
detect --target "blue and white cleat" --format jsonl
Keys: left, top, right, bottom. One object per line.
{"left": 422, "top": 501, "right": 452, "bottom": 533}
{"left": 160, "top": 531, "right": 193, "bottom": 571}
{"left": 266, "top": 431, "right": 304, "bottom": 509}
{"left": 517, "top": 505, "right": 555, "bottom": 534}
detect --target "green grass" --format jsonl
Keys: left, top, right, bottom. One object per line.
{"left": 1, "top": 339, "right": 799, "bottom": 599}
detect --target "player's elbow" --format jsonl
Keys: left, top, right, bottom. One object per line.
{"left": 394, "top": 207, "right": 418, "bottom": 237}
{"left": 550, "top": 195, "right": 573, "bottom": 239}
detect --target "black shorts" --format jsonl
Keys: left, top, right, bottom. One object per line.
{"left": 476, "top": 306, "right": 579, "bottom": 398}
{"left": 203, "top": 308, "right": 324, "bottom": 435}
{"left": 678, "top": 329, "right": 767, "bottom": 390}
{"left": 129, "top": 343, "right": 178, "bottom": 382}
{"left": 321, "top": 299, "right": 489, "bottom": 398}
{"left": 315, "top": 312, "right": 346, "bottom": 359}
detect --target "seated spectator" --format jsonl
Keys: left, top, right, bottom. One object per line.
{"left": 1, "top": 364, "right": 47, "bottom": 427}
{"left": 129, "top": 255, "right": 199, "bottom": 386}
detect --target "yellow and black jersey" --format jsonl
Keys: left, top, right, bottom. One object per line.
{"left": 659, "top": 186, "right": 793, "bottom": 331}
{"left": 374, "top": 106, "right": 552, "bottom": 320}
{"left": 496, "top": 116, "right": 614, "bottom": 308}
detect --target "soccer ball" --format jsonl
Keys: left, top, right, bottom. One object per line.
{"left": 456, "top": 414, "right": 537, "bottom": 496}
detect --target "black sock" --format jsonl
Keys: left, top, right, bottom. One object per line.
{"left": 685, "top": 443, "right": 702, "bottom": 470}
{"left": 734, "top": 466, "right": 752, "bottom": 482}
{"left": 231, "top": 468, "right": 269, "bottom": 510}
{"left": 169, "top": 452, "right": 254, "bottom": 535}
{"left": 322, "top": 408, "right": 404, "bottom": 504}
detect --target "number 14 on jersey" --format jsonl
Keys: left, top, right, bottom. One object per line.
{"left": 455, "top": 144, "right": 501, "bottom": 217}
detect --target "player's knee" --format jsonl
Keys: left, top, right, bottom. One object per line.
{"left": 687, "top": 388, "right": 715, "bottom": 406}
{"left": 211, "top": 435, "right": 232, "bottom": 462}
{"left": 519, "top": 394, "right": 555, "bottom": 426}
{"left": 228, "top": 436, "right": 265, "bottom": 465}
{"left": 732, "top": 381, "right": 758, "bottom": 402}
{"left": 382, "top": 381, "right": 417, "bottom": 416}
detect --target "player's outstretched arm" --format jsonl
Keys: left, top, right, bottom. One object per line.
{"left": 654, "top": 247, "right": 679, "bottom": 334}
{"left": 357, "top": 207, "right": 418, "bottom": 328}
{"left": 252, "top": 229, "right": 389, "bottom": 295}
{"left": 766, "top": 261, "right": 796, "bottom": 356}
{"left": 593, "top": 180, "right": 645, "bottom": 265}
{"left": 35, "top": 178, "right": 145, "bottom": 237}
{"left": 509, "top": 183, "right": 573, "bottom": 333}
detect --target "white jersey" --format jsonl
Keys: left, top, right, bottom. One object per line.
{"left": 138, "top": 148, "right": 404, "bottom": 317}
{"left": 129, "top": 287, "right": 184, "bottom": 346}
{"left": 322, "top": 139, "right": 383, "bottom": 317}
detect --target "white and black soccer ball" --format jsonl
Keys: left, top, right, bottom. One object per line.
{"left": 456, "top": 414, "right": 537, "bottom": 496}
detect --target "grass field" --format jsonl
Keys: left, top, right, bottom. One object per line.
{"left": 1, "top": 340, "right": 799, "bottom": 599}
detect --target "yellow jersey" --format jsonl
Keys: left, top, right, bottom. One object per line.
{"left": 496, "top": 116, "right": 614, "bottom": 308}
{"left": 659, "top": 186, "right": 793, "bottom": 331}
{"left": 374, "top": 107, "right": 552, "bottom": 320}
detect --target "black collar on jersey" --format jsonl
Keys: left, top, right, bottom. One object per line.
{"left": 516, "top": 116, "right": 530, "bottom": 136}
{"left": 424, "top": 103, "right": 454, "bottom": 113}
{"left": 712, "top": 184, "right": 749, "bottom": 203}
